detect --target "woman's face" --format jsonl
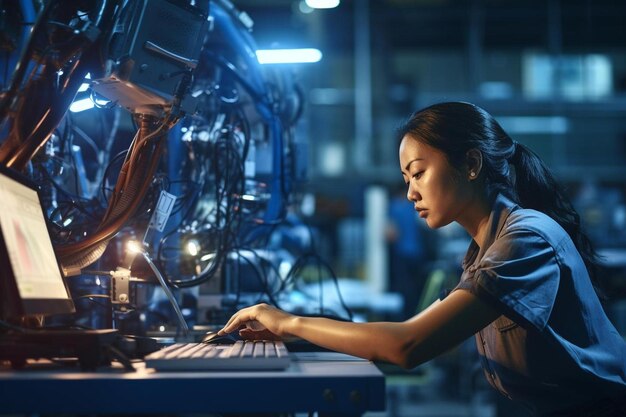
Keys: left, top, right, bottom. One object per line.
{"left": 399, "top": 135, "right": 474, "bottom": 229}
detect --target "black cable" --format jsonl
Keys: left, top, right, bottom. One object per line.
{"left": 37, "top": 165, "right": 97, "bottom": 208}
{"left": 202, "top": 51, "right": 270, "bottom": 107}
{"left": 0, "top": 319, "right": 25, "bottom": 333}
{"left": 70, "top": 123, "right": 101, "bottom": 161}
{"left": 282, "top": 252, "right": 353, "bottom": 321}
{"left": 234, "top": 248, "right": 281, "bottom": 308}
{"left": 104, "top": 344, "right": 136, "bottom": 372}
{"left": 0, "top": 0, "right": 53, "bottom": 122}
{"left": 68, "top": 127, "right": 81, "bottom": 196}
{"left": 158, "top": 128, "right": 245, "bottom": 287}
{"left": 80, "top": 270, "right": 112, "bottom": 276}
{"left": 100, "top": 149, "right": 128, "bottom": 204}
{"left": 35, "top": 164, "right": 105, "bottom": 246}
{"left": 76, "top": 294, "right": 110, "bottom": 299}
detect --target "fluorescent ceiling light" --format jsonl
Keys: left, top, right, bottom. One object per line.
{"left": 256, "top": 48, "right": 322, "bottom": 64}
{"left": 69, "top": 98, "right": 94, "bottom": 113}
{"left": 305, "top": 0, "right": 340, "bottom": 9}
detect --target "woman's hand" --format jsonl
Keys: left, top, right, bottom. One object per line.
{"left": 218, "top": 303, "right": 296, "bottom": 341}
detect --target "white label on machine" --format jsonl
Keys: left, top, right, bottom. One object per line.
{"left": 149, "top": 191, "right": 177, "bottom": 232}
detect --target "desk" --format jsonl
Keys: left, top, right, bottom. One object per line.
{"left": 0, "top": 352, "right": 386, "bottom": 416}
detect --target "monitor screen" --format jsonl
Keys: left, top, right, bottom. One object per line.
{"left": 0, "top": 167, "right": 75, "bottom": 320}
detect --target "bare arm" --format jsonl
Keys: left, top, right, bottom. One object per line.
{"left": 219, "top": 289, "right": 500, "bottom": 369}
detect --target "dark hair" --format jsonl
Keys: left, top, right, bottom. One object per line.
{"left": 396, "top": 101, "right": 603, "bottom": 296}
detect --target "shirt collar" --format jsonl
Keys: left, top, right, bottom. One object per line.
{"left": 461, "top": 193, "right": 519, "bottom": 269}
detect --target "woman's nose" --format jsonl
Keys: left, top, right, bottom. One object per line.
{"left": 406, "top": 185, "right": 420, "bottom": 202}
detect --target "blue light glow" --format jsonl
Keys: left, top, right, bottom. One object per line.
{"left": 305, "top": 0, "right": 340, "bottom": 9}
{"left": 256, "top": 48, "right": 322, "bottom": 64}
{"left": 69, "top": 98, "right": 94, "bottom": 113}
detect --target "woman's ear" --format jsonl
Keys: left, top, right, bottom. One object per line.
{"left": 466, "top": 149, "right": 483, "bottom": 180}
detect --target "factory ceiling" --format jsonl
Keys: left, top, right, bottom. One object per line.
{"left": 237, "top": 0, "right": 626, "bottom": 51}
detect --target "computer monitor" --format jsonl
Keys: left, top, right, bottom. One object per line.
{"left": 0, "top": 166, "right": 75, "bottom": 321}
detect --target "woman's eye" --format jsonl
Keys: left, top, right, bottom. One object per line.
{"left": 412, "top": 171, "right": 423, "bottom": 180}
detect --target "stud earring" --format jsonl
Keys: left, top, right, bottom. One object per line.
{"left": 469, "top": 171, "right": 476, "bottom": 178}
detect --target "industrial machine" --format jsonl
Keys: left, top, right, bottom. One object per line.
{"left": 0, "top": 0, "right": 322, "bottom": 336}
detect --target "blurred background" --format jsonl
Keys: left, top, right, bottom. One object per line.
{"left": 235, "top": 1, "right": 626, "bottom": 416}
{"left": 1, "top": 0, "right": 625, "bottom": 416}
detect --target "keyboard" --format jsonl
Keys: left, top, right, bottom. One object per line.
{"left": 144, "top": 340, "right": 291, "bottom": 371}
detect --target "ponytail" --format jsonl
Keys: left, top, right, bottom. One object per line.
{"left": 510, "top": 143, "right": 604, "bottom": 298}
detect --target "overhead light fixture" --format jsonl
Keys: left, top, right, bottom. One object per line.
{"left": 305, "top": 0, "right": 340, "bottom": 9}
{"left": 256, "top": 48, "right": 322, "bottom": 64}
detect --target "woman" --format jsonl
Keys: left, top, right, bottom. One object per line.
{"left": 219, "top": 102, "right": 626, "bottom": 416}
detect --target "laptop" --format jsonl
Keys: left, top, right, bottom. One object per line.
{"left": 0, "top": 165, "right": 117, "bottom": 369}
